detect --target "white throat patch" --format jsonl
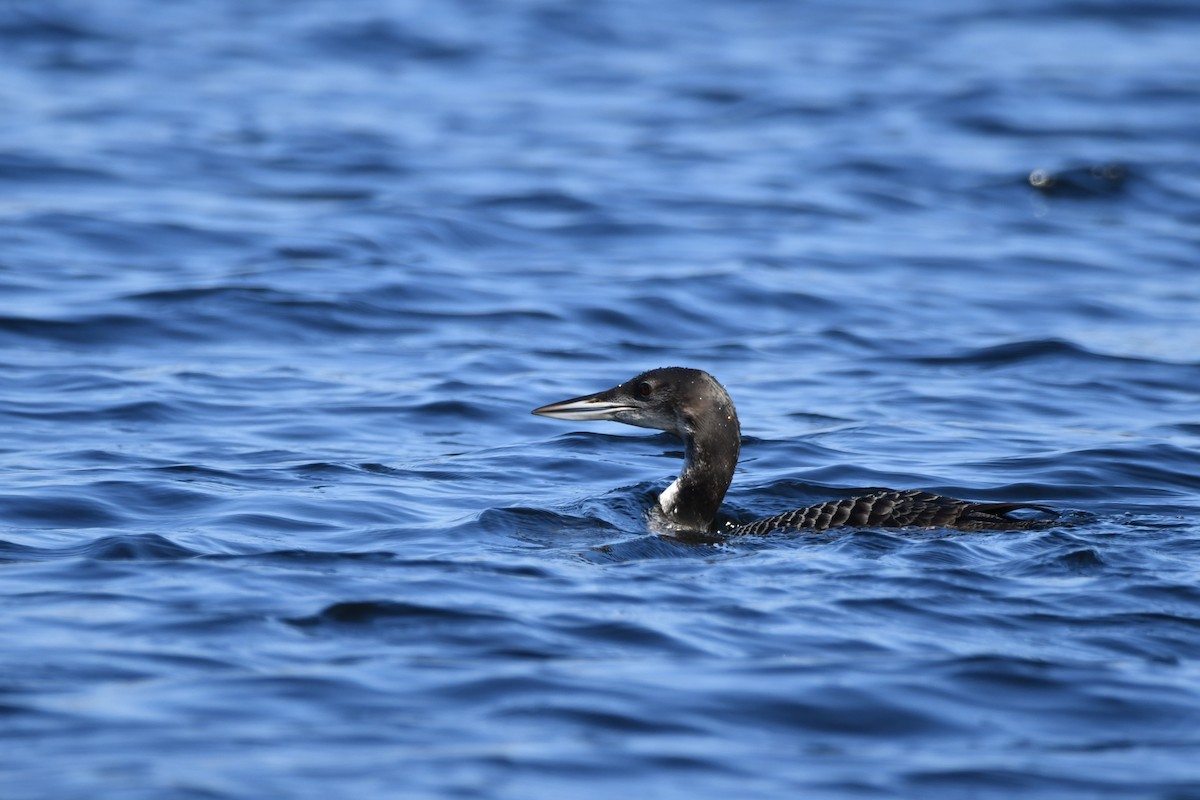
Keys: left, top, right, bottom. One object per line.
{"left": 658, "top": 478, "right": 681, "bottom": 516}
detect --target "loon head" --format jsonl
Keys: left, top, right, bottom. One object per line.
{"left": 533, "top": 367, "right": 741, "bottom": 531}
{"left": 534, "top": 367, "right": 699, "bottom": 431}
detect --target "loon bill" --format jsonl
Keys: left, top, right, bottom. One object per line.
{"left": 532, "top": 367, "right": 1057, "bottom": 534}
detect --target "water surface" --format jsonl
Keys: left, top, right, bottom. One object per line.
{"left": 3, "top": 1, "right": 1200, "bottom": 797}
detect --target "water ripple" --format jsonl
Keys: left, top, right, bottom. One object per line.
{"left": 3, "top": 0, "right": 1200, "bottom": 797}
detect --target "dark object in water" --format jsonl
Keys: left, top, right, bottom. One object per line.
{"left": 1028, "top": 163, "right": 1128, "bottom": 197}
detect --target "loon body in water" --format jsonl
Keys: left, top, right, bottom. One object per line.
{"left": 533, "top": 367, "right": 1055, "bottom": 535}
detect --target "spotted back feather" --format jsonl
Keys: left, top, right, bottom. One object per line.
{"left": 730, "top": 489, "right": 1055, "bottom": 535}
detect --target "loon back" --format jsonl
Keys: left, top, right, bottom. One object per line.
{"left": 729, "top": 489, "right": 1053, "bottom": 535}
{"left": 533, "top": 367, "right": 1057, "bottom": 534}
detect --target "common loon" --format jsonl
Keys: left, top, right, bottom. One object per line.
{"left": 533, "top": 367, "right": 1056, "bottom": 535}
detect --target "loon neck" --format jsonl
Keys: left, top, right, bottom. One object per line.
{"left": 657, "top": 402, "right": 740, "bottom": 531}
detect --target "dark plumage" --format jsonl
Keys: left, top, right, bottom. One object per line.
{"left": 533, "top": 367, "right": 1056, "bottom": 535}
{"left": 730, "top": 489, "right": 1052, "bottom": 535}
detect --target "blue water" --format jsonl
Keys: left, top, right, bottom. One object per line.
{"left": 3, "top": 0, "right": 1200, "bottom": 797}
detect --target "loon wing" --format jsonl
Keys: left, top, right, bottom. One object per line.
{"left": 731, "top": 489, "right": 1056, "bottom": 535}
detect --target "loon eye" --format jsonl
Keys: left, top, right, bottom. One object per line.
{"left": 636, "top": 381, "right": 653, "bottom": 398}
